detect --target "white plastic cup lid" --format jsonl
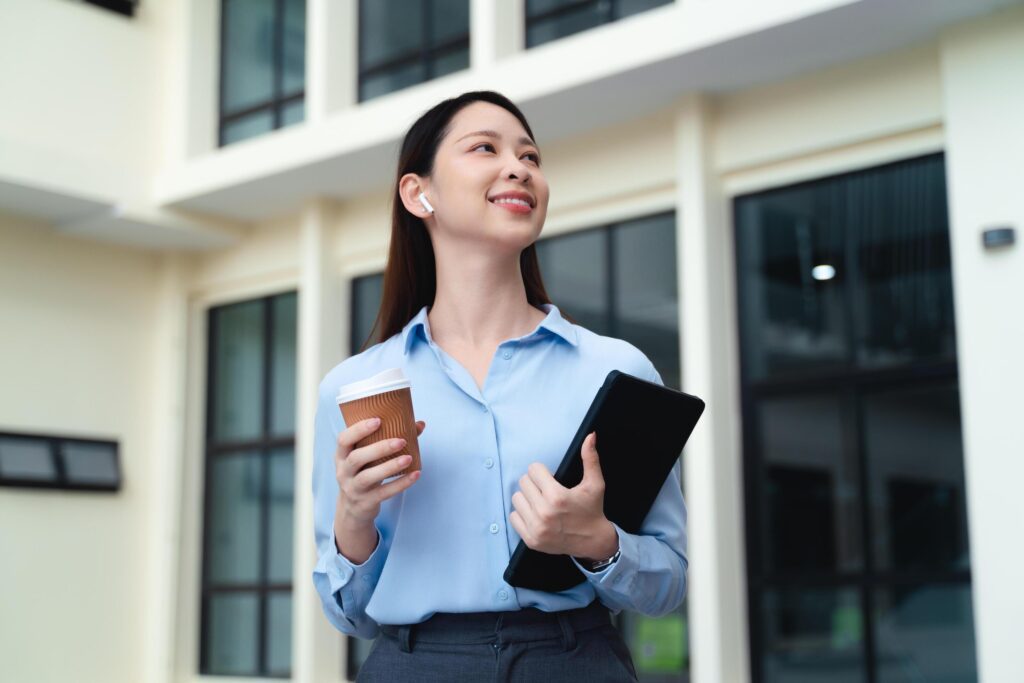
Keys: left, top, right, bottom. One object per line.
{"left": 336, "top": 367, "right": 410, "bottom": 404}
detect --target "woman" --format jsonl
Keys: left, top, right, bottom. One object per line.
{"left": 312, "top": 90, "right": 687, "bottom": 682}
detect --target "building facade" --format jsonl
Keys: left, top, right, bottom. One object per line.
{"left": 1, "top": 1, "right": 1022, "bottom": 682}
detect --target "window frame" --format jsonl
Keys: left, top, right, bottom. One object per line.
{"left": 198, "top": 292, "right": 298, "bottom": 678}
{"left": 218, "top": 0, "right": 305, "bottom": 147}
{"left": 356, "top": 0, "right": 471, "bottom": 103}
{"left": 734, "top": 153, "right": 974, "bottom": 683}
{"left": 0, "top": 431, "right": 121, "bottom": 492}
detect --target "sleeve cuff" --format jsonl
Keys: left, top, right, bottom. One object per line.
{"left": 318, "top": 525, "right": 387, "bottom": 596}
{"left": 571, "top": 522, "right": 639, "bottom": 589}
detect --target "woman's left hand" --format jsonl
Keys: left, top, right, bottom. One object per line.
{"left": 509, "top": 431, "right": 619, "bottom": 561}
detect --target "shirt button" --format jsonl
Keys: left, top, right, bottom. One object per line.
{"left": 489, "top": 523, "right": 499, "bottom": 534}
{"left": 498, "top": 590, "right": 509, "bottom": 601}
{"left": 502, "top": 351, "right": 512, "bottom": 360}
{"left": 484, "top": 458, "right": 494, "bottom": 469}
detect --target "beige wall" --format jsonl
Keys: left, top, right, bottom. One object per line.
{"left": 0, "top": 214, "right": 161, "bottom": 683}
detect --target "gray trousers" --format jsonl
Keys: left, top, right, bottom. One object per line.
{"left": 356, "top": 600, "right": 638, "bottom": 682}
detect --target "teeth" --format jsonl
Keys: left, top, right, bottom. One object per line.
{"left": 493, "top": 197, "right": 531, "bottom": 207}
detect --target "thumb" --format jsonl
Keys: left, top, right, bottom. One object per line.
{"left": 581, "top": 432, "right": 603, "bottom": 484}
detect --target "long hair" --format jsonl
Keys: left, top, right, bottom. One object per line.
{"left": 358, "top": 90, "right": 573, "bottom": 353}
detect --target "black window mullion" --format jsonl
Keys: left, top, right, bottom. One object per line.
{"left": 258, "top": 297, "right": 275, "bottom": 675}
{"left": 273, "top": 0, "right": 285, "bottom": 130}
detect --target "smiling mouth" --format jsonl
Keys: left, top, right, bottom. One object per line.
{"left": 489, "top": 199, "right": 533, "bottom": 214}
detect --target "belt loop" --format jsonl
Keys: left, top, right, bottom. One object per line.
{"left": 398, "top": 624, "right": 413, "bottom": 653}
{"left": 556, "top": 611, "right": 577, "bottom": 652}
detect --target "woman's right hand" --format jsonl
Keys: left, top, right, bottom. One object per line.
{"left": 334, "top": 417, "right": 425, "bottom": 530}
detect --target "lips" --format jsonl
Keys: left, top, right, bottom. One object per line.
{"left": 488, "top": 191, "right": 535, "bottom": 207}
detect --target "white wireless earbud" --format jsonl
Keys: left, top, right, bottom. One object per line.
{"left": 418, "top": 192, "right": 435, "bottom": 214}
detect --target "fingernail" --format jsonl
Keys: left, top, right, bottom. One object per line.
{"left": 370, "top": 417, "right": 381, "bottom": 426}
{"left": 392, "top": 438, "right": 406, "bottom": 448}
{"left": 400, "top": 455, "right": 412, "bottom": 464}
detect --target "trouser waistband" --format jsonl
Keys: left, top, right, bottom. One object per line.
{"left": 379, "top": 600, "right": 611, "bottom": 653}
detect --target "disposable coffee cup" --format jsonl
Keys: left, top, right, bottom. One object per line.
{"left": 336, "top": 368, "right": 421, "bottom": 474}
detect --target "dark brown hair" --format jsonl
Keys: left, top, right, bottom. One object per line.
{"left": 357, "top": 90, "right": 573, "bottom": 353}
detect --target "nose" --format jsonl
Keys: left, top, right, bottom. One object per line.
{"left": 503, "top": 154, "right": 532, "bottom": 182}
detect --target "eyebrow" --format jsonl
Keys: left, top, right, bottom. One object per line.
{"left": 456, "top": 129, "right": 539, "bottom": 149}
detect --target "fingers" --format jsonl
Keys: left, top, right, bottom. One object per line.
{"left": 353, "top": 452, "right": 414, "bottom": 490}
{"left": 337, "top": 417, "right": 382, "bottom": 453}
{"left": 415, "top": 420, "right": 426, "bottom": 435}
{"left": 580, "top": 431, "right": 604, "bottom": 485}
{"left": 511, "top": 489, "right": 540, "bottom": 529}
{"left": 527, "top": 462, "right": 561, "bottom": 498}
{"left": 347, "top": 437, "right": 408, "bottom": 474}
{"left": 509, "top": 510, "right": 537, "bottom": 548}
{"left": 375, "top": 468, "right": 421, "bottom": 502}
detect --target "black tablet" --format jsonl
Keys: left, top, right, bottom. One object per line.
{"left": 503, "top": 369, "right": 705, "bottom": 592}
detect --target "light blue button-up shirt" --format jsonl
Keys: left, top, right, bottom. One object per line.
{"left": 312, "top": 303, "right": 688, "bottom": 638}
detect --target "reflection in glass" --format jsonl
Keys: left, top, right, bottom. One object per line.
{"left": 266, "top": 592, "right": 293, "bottom": 675}
{"left": 762, "top": 588, "right": 864, "bottom": 683}
{"left": 206, "top": 451, "right": 263, "bottom": 585}
{"left": 360, "top": 61, "right": 428, "bottom": 102}
{"left": 613, "top": 213, "right": 679, "bottom": 389}
{"left": 271, "top": 293, "right": 297, "bottom": 436}
{"left": 527, "top": 2, "right": 605, "bottom": 48}
{"left": 0, "top": 437, "right": 56, "bottom": 481}
{"left": 222, "top": 110, "right": 275, "bottom": 146}
{"left": 759, "top": 394, "right": 861, "bottom": 573}
{"left": 351, "top": 273, "right": 385, "bottom": 354}
{"left": 282, "top": 0, "right": 306, "bottom": 95}
{"left": 863, "top": 383, "right": 969, "bottom": 572}
{"left": 281, "top": 100, "right": 305, "bottom": 127}
{"left": 213, "top": 301, "right": 265, "bottom": 441}
{"left": 360, "top": 0, "right": 425, "bottom": 70}
{"left": 851, "top": 155, "right": 956, "bottom": 368}
{"left": 874, "top": 584, "right": 977, "bottom": 683}
{"left": 222, "top": 0, "right": 275, "bottom": 115}
{"left": 207, "top": 592, "right": 260, "bottom": 675}
{"left": 268, "top": 448, "right": 295, "bottom": 582}
{"left": 736, "top": 184, "right": 849, "bottom": 382}
{"left": 535, "top": 229, "right": 609, "bottom": 335}
{"left": 60, "top": 442, "right": 118, "bottom": 486}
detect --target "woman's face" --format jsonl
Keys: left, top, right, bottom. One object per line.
{"left": 408, "top": 101, "right": 549, "bottom": 252}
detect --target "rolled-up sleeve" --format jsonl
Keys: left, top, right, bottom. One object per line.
{"left": 311, "top": 377, "right": 388, "bottom": 639}
{"left": 570, "top": 358, "right": 689, "bottom": 617}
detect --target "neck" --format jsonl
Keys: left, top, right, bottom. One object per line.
{"left": 428, "top": 248, "right": 545, "bottom": 349}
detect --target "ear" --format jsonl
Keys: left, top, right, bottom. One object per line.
{"left": 398, "top": 173, "right": 433, "bottom": 219}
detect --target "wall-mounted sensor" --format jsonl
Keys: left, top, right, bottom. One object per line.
{"left": 982, "top": 226, "right": 1015, "bottom": 250}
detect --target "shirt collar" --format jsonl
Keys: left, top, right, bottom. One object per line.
{"left": 401, "top": 302, "right": 579, "bottom": 356}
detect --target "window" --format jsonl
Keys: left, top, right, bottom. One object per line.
{"left": 219, "top": 0, "right": 306, "bottom": 146}
{"left": 0, "top": 432, "right": 120, "bottom": 492}
{"left": 735, "top": 154, "right": 977, "bottom": 682}
{"left": 345, "top": 213, "right": 689, "bottom": 681}
{"left": 525, "top": 0, "right": 673, "bottom": 49}
{"left": 81, "top": 0, "right": 137, "bottom": 16}
{"left": 199, "top": 292, "right": 298, "bottom": 677}
{"left": 358, "top": 0, "right": 470, "bottom": 102}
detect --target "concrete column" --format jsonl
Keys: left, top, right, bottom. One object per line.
{"left": 143, "top": 253, "right": 193, "bottom": 683}
{"left": 674, "top": 94, "right": 751, "bottom": 683}
{"left": 306, "top": 0, "right": 358, "bottom": 121}
{"left": 293, "top": 198, "right": 347, "bottom": 681}
{"left": 940, "top": 7, "right": 1024, "bottom": 683}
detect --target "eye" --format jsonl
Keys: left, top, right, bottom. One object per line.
{"left": 524, "top": 152, "right": 541, "bottom": 164}
{"left": 472, "top": 142, "right": 541, "bottom": 165}
{"left": 472, "top": 142, "right": 496, "bottom": 153}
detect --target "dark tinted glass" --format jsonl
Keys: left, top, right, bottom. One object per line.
{"left": 206, "top": 451, "right": 263, "bottom": 585}
{"left": 863, "top": 382, "right": 969, "bottom": 572}
{"left": 60, "top": 442, "right": 119, "bottom": 486}
{"left": 874, "top": 584, "right": 977, "bottom": 683}
{"left": 849, "top": 156, "right": 956, "bottom": 368}
{"left": 526, "top": 0, "right": 673, "bottom": 48}
{"left": 271, "top": 292, "right": 298, "bottom": 436}
{"left": 758, "top": 393, "right": 862, "bottom": 573}
{"left": 212, "top": 300, "right": 265, "bottom": 441}
{"left": 736, "top": 182, "right": 850, "bottom": 382}
{"left": 222, "top": 0, "right": 275, "bottom": 115}
{"left": 359, "top": 0, "right": 469, "bottom": 101}
{"left": 613, "top": 213, "right": 680, "bottom": 388}
{"left": 267, "top": 447, "right": 295, "bottom": 582}
{"left": 0, "top": 437, "right": 56, "bottom": 482}
{"left": 351, "top": 273, "right": 385, "bottom": 354}
{"left": 266, "top": 592, "right": 293, "bottom": 675}
{"left": 282, "top": 0, "right": 306, "bottom": 95}
{"left": 535, "top": 229, "right": 609, "bottom": 334}
{"left": 206, "top": 592, "right": 260, "bottom": 674}
{"left": 762, "top": 588, "right": 865, "bottom": 683}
